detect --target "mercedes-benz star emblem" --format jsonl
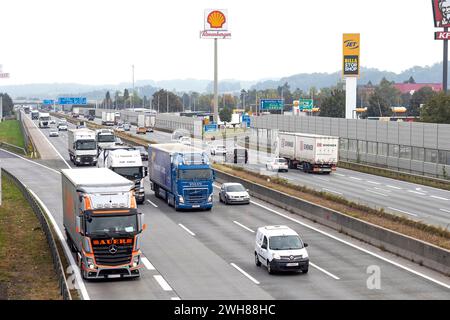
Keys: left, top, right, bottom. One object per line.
{"left": 109, "top": 245, "right": 118, "bottom": 254}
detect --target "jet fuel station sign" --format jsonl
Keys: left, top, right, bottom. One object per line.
{"left": 342, "top": 34, "right": 360, "bottom": 77}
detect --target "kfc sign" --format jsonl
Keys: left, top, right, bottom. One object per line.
{"left": 435, "top": 31, "right": 450, "bottom": 39}
{"left": 432, "top": 0, "right": 450, "bottom": 27}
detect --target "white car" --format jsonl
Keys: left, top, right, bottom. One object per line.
{"left": 49, "top": 130, "right": 59, "bottom": 137}
{"left": 255, "top": 225, "right": 309, "bottom": 274}
{"left": 266, "top": 158, "right": 288, "bottom": 172}
{"left": 219, "top": 183, "right": 250, "bottom": 205}
{"left": 179, "top": 136, "right": 191, "bottom": 146}
{"left": 211, "top": 144, "right": 227, "bottom": 155}
{"left": 115, "top": 125, "right": 125, "bottom": 132}
{"left": 58, "top": 124, "right": 68, "bottom": 131}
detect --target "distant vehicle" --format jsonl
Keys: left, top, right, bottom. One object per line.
{"left": 101, "top": 111, "right": 115, "bottom": 126}
{"left": 62, "top": 168, "right": 145, "bottom": 279}
{"left": 179, "top": 136, "right": 191, "bottom": 146}
{"left": 31, "top": 110, "right": 39, "bottom": 120}
{"left": 278, "top": 132, "right": 338, "bottom": 174}
{"left": 49, "top": 119, "right": 56, "bottom": 125}
{"left": 226, "top": 147, "right": 248, "bottom": 164}
{"left": 115, "top": 137, "right": 124, "bottom": 145}
{"left": 123, "top": 123, "right": 131, "bottom": 131}
{"left": 38, "top": 112, "right": 51, "bottom": 128}
{"left": 266, "top": 158, "right": 289, "bottom": 172}
{"left": 49, "top": 129, "right": 59, "bottom": 137}
{"left": 68, "top": 129, "right": 97, "bottom": 166}
{"left": 72, "top": 107, "right": 80, "bottom": 118}
{"left": 135, "top": 146, "right": 148, "bottom": 161}
{"left": 76, "top": 121, "right": 86, "bottom": 129}
{"left": 136, "top": 127, "right": 147, "bottom": 134}
{"left": 87, "top": 115, "right": 95, "bottom": 121}
{"left": 219, "top": 183, "right": 250, "bottom": 205}
{"left": 255, "top": 225, "right": 309, "bottom": 274}
{"left": 58, "top": 124, "right": 68, "bottom": 131}
{"left": 115, "top": 125, "right": 125, "bottom": 132}
{"left": 210, "top": 144, "right": 227, "bottom": 156}
{"left": 148, "top": 143, "right": 214, "bottom": 210}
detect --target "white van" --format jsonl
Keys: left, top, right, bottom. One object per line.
{"left": 254, "top": 225, "right": 309, "bottom": 274}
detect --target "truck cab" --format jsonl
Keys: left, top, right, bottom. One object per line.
{"left": 68, "top": 129, "right": 98, "bottom": 166}
{"left": 96, "top": 129, "right": 116, "bottom": 150}
{"left": 38, "top": 112, "right": 51, "bottom": 128}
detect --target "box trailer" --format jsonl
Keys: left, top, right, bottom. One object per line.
{"left": 101, "top": 111, "right": 115, "bottom": 126}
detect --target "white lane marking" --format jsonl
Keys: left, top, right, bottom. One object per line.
{"left": 408, "top": 190, "right": 427, "bottom": 196}
{"left": 334, "top": 173, "right": 345, "bottom": 177}
{"left": 28, "top": 189, "right": 90, "bottom": 300}
{"left": 141, "top": 257, "right": 155, "bottom": 270}
{"left": 230, "top": 263, "right": 260, "bottom": 285}
{"left": 310, "top": 262, "right": 340, "bottom": 280}
{"left": 388, "top": 207, "right": 419, "bottom": 217}
{"left": 322, "top": 188, "right": 343, "bottom": 195}
{"left": 171, "top": 297, "right": 181, "bottom": 300}
{"left": 349, "top": 176, "right": 362, "bottom": 181}
{"left": 374, "top": 187, "right": 391, "bottom": 193}
{"left": 365, "top": 189, "right": 388, "bottom": 197}
{"left": 430, "top": 195, "right": 449, "bottom": 201}
{"left": 386, "top": 185, "right": 402, "bottom": 190}
{"left": 317, "top": 177, "right": 329, "bottom": 182}
{"left": 27, "top": 116, "right": 71, "bottom": 168}
{"left": 440, "top": 208, "right": 450, "bottom": 214}
{"left": 233, "top": 220, "right": 255, "bottom": 233}
{"left": 153, "top": 275, "right": 173, "bottom": 291}
{"left": 146, "top": 199, "right": 158, "bottom": 208}
{"left": 178, "top": 223, "right": 196, "bottom": 236}
{"left": 0, "top": 148, "right": 61, "bottom": 174}
{"left": 249, "top": 200, "right": 449, "bottom": 289}
{"left": 367, "top": 181, "right": 381, "bottom": 185}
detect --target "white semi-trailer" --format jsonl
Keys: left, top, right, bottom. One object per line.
{"left": 97, "top": 147, "right": 147, "bottom": 204}
{"left": 62, "top": 168, "right": 145, "bottom": 279}
{"left": 278, "top": 132, "right": 339, "bottom": 174}
{"left": 38, "top": 112, "right": 51, "bottom": 128}
{"left": 68, "top": 128, "right": 97, "bottom": 166}
{"left": 101, "top": 111, "right": 116, "bottom": 126}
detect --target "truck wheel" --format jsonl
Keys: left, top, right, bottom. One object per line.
{"left": 154, "top": 185, "right": 160, "bottom": 198}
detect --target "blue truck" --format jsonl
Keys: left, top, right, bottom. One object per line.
{"left": 148, "top": 143, "right": 214, "bottom": 210}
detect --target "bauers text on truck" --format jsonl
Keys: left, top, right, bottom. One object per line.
{"left": 149, "top": 143, "right": 214, "bottom": 211}
{"left": 62, "top": 168, "right": 146, "bottom": 279}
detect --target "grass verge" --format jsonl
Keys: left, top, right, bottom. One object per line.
{"left": 0, "top": 175, "right": 62, "bottom": 299}
{"left": 214, "top": 163, "right": 450, "bottom": 250}
{"left": 0, "top": 120, "right": 26, "bottom": 154}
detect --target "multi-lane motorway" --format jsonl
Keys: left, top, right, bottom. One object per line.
{"left": 0, "top": 112, "right": 448, "bottom": 299}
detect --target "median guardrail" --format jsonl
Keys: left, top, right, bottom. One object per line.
{"left": 214, "top": 168, "right": 450, "bottom": 276}
{"left": 2, "top": 168, "right": 72, "bottom": 300}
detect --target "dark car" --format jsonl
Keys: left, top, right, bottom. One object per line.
{"left": 135, "top": 146, "right": 148, "bottom": 161}
{"left": 87, "top": 115, "right": 95, "bottom": 121}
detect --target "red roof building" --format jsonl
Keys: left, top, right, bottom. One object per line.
{"left": 393, "top": 83, "right": 442, "bottom": 95}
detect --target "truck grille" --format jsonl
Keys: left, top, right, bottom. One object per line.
{"left": 80, "top": 155, "right": 93, "bottom": 163}
{"left": 184, "top": 188, "right": 208, "bottom": 204}
{"left": 92, "top": 238, "right": 133, "bottom": 266}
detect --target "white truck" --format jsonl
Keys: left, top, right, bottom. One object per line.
{"left": 97, "top": 147, "right": 147, "bottom": 204}
{"left": 68, "top": 128, "right": 97, "bottom": 166}
{"left": 96, "top": 129, "right": 116, "bottom": 150}
{"left": 72, "top": 107, "right": 80, "bottom": 118}
{"left": 137, "top": 114, "right": 155, "bottom": 133}
{"left": 38, "top": 112, "right": 51, "bottom": 128}
{"left": 278, "top": 132, "right": 339, "bottom": 174}
{"left": 62, "top": 168, "right": 145, "bottom": 279}
{"left": 102, "top": 111, "right": 116, "bottom": 126}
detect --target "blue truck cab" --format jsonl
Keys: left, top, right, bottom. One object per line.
{"left": 149, "top": 143, "right": 214, "bottom": 210}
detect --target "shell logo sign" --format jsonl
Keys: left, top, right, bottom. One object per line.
{"left": 204, "top": 9, "right": 228, "bottom": 31}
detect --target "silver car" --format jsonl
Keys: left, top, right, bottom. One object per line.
{"left": 219, "top": 183, "right": 250, "bottom": 205}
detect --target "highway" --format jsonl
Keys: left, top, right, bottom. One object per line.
{"left": 0, "top": 111, "right": 448, "bottom": 299}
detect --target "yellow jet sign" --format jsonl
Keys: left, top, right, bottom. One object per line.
{"left": 343, "top": 33, "right": 360, "bottom": 77}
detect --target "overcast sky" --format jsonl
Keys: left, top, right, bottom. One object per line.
{"left": 0, "top": 0, "right": 443, "bottom": 85}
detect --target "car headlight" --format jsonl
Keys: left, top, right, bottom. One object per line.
{"left": 178, "top": 195, "right": 184, "bottom": 204}
{"left": 76, "top": 157, "right": 80, "bottom": 161}
{"left": 207, "top": 194, "right": 213, "bottom": 202}
{"left": 272, "top": 253, "right": 280, "bottom": 260}
{"left": 133, "top": 255, "right": 140, "bottom": 267}
{"left": 86, "top": 257, "right": 96, "bottom": 269}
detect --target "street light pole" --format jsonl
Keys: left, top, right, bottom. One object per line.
{"left": 131, "top": 64, "right": 135, "bottom": 109}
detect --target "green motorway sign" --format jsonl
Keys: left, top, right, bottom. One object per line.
{"left": 299, "top": 99, "right": 313, "bottom": 111}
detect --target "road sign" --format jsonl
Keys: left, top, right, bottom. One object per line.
{"left": 260, "top": 99, "right": 284, "bottom": 111}
{"left": 204, "top": 123, "right": 218, "bottom": 132}
{"left": 242, "top": 114, "right": 251, "bottom": 128}
{"left": 43, "top": 99, "right": 54, "bottom": 105}
{"left": 299, "top": 99, "right": 314, "bottom": 111}
{"left": 58, "top": 97, "right": 87, "bottom": 105}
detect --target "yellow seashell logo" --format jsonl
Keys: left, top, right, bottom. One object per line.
{"left": 207, "top": 10, "right": 226, "bottom": 29}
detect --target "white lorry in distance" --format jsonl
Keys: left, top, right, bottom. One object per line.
{"left": 62, "top": 168, "right": 145, "bottom": 279}
{"left": 278, "top": 132, "right": 339, "bottom": 173}
{"left": 96, "top": 128, "right": 116, "bottom": 150}
{"left": 68, "top": 128, "right": 97, "bottom": 166}
{"left": 97, "top": 147, "right": 147, "bottom": 204}
{"left": 38, "top": 112, "right": 51, "bottom": 128}
{"left": 101, "top": 111, "right": 116, "bottom": 126}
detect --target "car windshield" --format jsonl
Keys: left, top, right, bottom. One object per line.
{"left": 226, "top": 184, "right": 245, "bottom": 192}
{"left": 113, "top": 166, "right": 142, "bottom": 180}
{"left": 216, "top": 145, "right": 226, "bottom": 149}
{"left": 269, "top": 235, "right": 303, "bottom": 250}
{"left": 178, "top": 169, "right": 212, "bottom": 180}
{"left": 76, "top": 140, "right": 96, "bottom": 150}
{"left": 98, "top": 135, "right": 115, "bottom": 142}
{"left": 86, "top": 215, "right": 138, "bottom": 235}
{"left": 276, "top": 159, "right": 287, "bottom": 163}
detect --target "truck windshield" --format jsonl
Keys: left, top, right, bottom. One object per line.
{"left": 76, "top": 140, "right": 96, "bottom": 150}
{"left": 86, "top": 215, "right": 138, "bottom": 235}
{"left": 113, "top": 167, "right": 142, "bottom": 180}
{"left": 269, "top": 235, "right": 303, "bottom": 250}
{"left": 39, "top": 117, "right": 50, "bottom": 121}
{"left": 178, "top": 169, "right": 212, "bottom": 180}
{"left": 98, "top": 135, "right": 115, "bottom": 142}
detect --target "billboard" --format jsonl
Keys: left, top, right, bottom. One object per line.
{"left": 432, "top": 0, "right": 450, "bottom": 28}
{"left": 343, "top": 33, "right": 360, "bottom": 77}
{"left": 204, "top": 9, "right": 228, "bottom": 31}
{"left": 260, "top": 99, "right": 284, "bottom": 111}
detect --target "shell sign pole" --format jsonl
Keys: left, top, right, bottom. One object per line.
{"left": 342, "top": 33, "right": 360, "bottom": 119}
{"left": 200, "top": 9, "right": 231, "bottom": 124}
{"left": 432, "top": 0, "right": 450, "bottom": 93}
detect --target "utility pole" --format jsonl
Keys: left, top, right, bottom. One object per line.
{"left": 157, "top": 94, "right": 160, "bottom": 113}
{"left": 0, "top": 94, "right": 3, "bottom": 122}
{"left": 167, "top": 91, "right": 169, "bottom": 113}
{"left": 131, "top": 64, "right": 135, "bottom": 109}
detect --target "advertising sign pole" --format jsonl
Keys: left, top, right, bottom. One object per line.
{"left": 444, "top": 27, "right": 448, "bottom": 93}
{"left": 214, "top": 38, "right": 219, "bottom": 123}
{"left": 342, "top": 33, "right": 360, "bottom": 119}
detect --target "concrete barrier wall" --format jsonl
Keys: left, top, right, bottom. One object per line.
{"left": 214, "top": 169, "right": 450, "bottom": 275}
